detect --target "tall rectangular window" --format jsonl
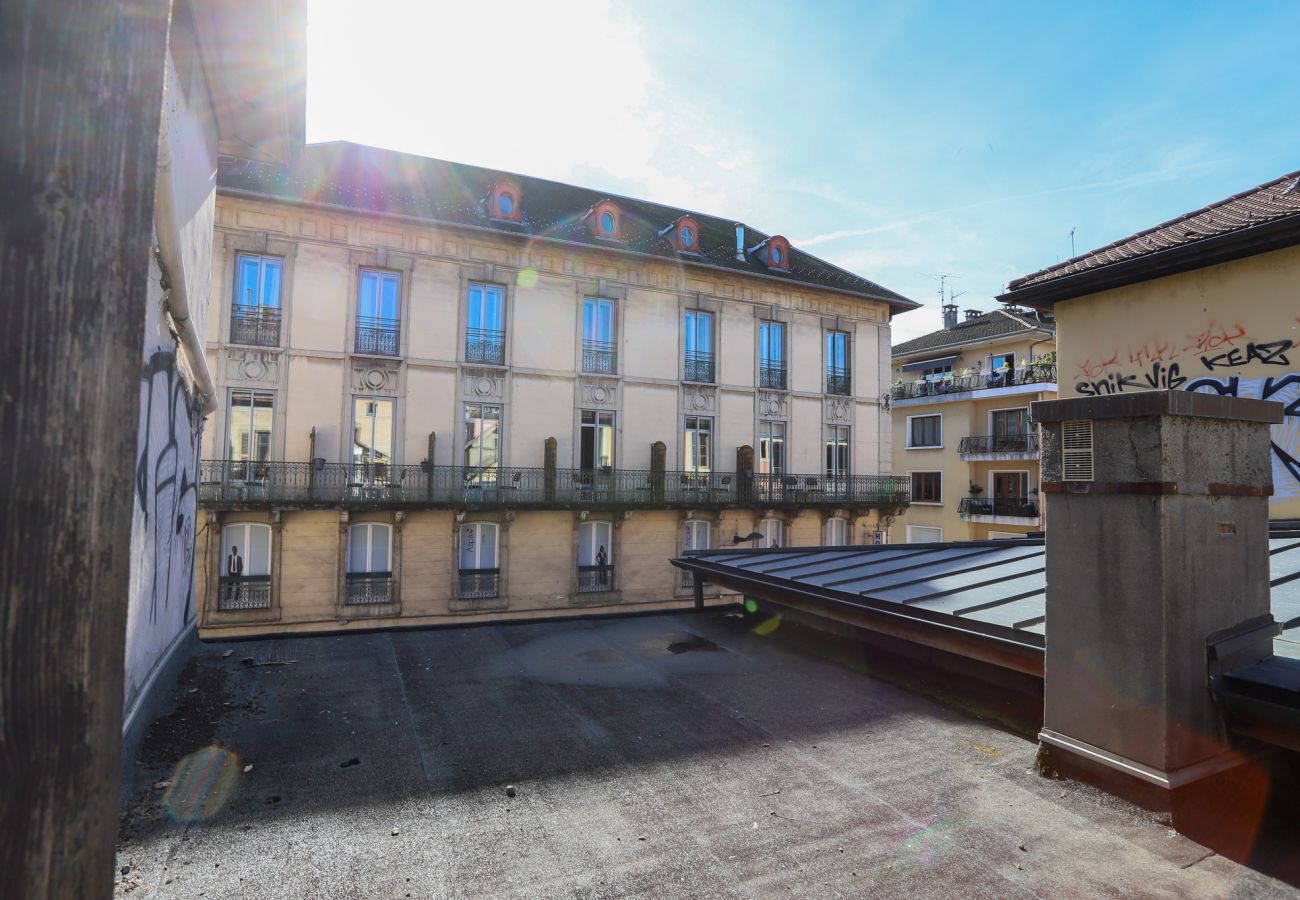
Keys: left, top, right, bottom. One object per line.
{"left": 759, "top": 420, "right": 786, "bottom": 475}
{"left": 580, "top": 410, "right": 615, "bottom": 471}
{"left": 583, "top": 297, "right": 616, "bottom": 373}
{"left": 467, "top": 282, "right": 506, "bottom": 364}
{"left": 458, "top": 521, "right": 499, "bottom": 599}
{"left": 228, "top": 390, "right": 274, "bottom": 466}
{"left": 908, "top": 414, "right": 942, "bottom": 448}
{"left": 992, "top": 408, "right": 1029, "bottom": 437}
{"left": 356, "top": 269, "right": 400, "bottom": 356}
{"left": 911, "top": 471, "right": 942, "bottom": 503}
{"left": 683, "top": 416, "right": 712, "bottom": 473}
{"left": 352, "top": 397, "right": 395, "bottom": 483}
{"left": 683, "top": 310, "right": 714, "bottom": 382}
{"left": 232, "top": 254, "right": 282, "bottom": 347}
{"left": 824, "top": 425, "right": 850, "bottom": 478}
{"left": 759, "top": 321, "right": 786, "bottom": 389}
{"left": 680, "top": 519, "right": 711, "bottom": 587}
{"left": 825, "top": 331, "right": 851, "bottom": 395}
{"left": 463, "top": 403, "right": 502, "bottom": 476}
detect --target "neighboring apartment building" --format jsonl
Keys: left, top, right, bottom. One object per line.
{"left": 124, "top": 2, "right": 303, "bottom": 730}
{"left": 888, "top": 305, "right": 1057, "bottom": 543}
{"left": 999, "top": 169, "right": 1300, "bottom": 520}
{"left": 197, "top": 141, "right": 916, "bottom": 636}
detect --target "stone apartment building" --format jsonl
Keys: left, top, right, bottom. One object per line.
{"left": 196, "top": 142, "right": 916, "bottom": 636}
{"left": 888, "top": 305, "right": 1057, "bottom": 543}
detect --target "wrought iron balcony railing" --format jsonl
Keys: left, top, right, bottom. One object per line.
{"left": 582, "top": 339, "right": 617, "bottom": 374}
{"left": 199, "top": 460, "right": 911, "bottom": 511}
{"left": 891, "top": 365, "right": 1056, "bottom": 401}
{"left": 466, "top": 327, "right": 506, "bottom": 365}
{"left": 356, "top": 316, "right": 400, "bottom": 356}
{"left": 577, "top": 565, "right": 615, "bottom": 593}
{"left": 759, "top": 360, "right": 787, "bottom": 390}
{"left": 458, "top": 568, "right": 499, "bottom": 599}
{"left": 344, "top": 573, "right": 393, "bottom": 605}
{"left": 230, "top": 306, "right": 281, "bottom": 347}
{"left": 958, "top": 434, "right": 1040, "bottom": 455}
{"left": 825, "top": 367, "right": 851, "bottom": 396}
{"left": 684, "top": 351, "right": 715, "bottom": 383}
{"left": 217, "top": 575, "right": 271, "bottom": 611}
{"left": 958, "top": 496, "right": 1040, "bottom": 518}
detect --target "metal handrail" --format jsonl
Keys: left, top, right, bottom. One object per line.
{"left": 356, "top": 315, "right": 400, "bottom": 356}
{"left": 466, "top": 327, "right": 506, "bottom": 365}
{"left": 229, "top": 305, "right": 281, "bottom": 347}
{"left": 958, "top": 434, "right": 1040, "bottom": 454}
{"left": 198, "top": 459, "right": 911, "bottom": 510}
{"left": 891, "top": 365, "right": 1057, "bottom": 400}
{"left": 344, "top": 572, "right": 393, "bottom": 605}
{"left": 825, "top": 367, "right": 851, "bottom": 396}
{"left": 217, "top": 574, "right": 272, "bottom": 611}
{"left": 458, "top": 568, "right": 500, "bottom": 599}
{"left": 577, "top": 564, "right": 615, "bottom": 593}
{"left": 582, "top": 339, "right": 617, "bottom": 374}
{"left": 684, "top": 350, "right": 715, "bottom": 383}
{"left": 759, "top": 360, "right": 787, "bottom": 390}
{"left": 958, "top": 496, "right": 1040, "bottom": 518}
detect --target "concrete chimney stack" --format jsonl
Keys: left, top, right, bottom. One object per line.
{"left": 942, "top": 303, "right": 958, "bottom": 329}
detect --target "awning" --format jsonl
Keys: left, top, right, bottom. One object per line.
{"left": 901, "top": 355, "right": 957, "bottom": 372}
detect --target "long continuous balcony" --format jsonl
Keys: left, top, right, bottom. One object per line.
{"left": 891, "top": 365, "right": 1056, "bottom": 401}
{"left": 582, "top": 339, "right": 617, "bottom": 374}
{"left": 199, "top": 460, "right": 911, "bottom": 511}
{"left": 466, "top": 327, "right": 506, "bottom": 365}
{"left": 958, "top": 496, "right": 1041, "bottom": 520}
{"left": 759, "top": 360, "right": 787, "bottom": 390}
{"left": 355, "top": 316, "right": 400, "bottom": 356}
{"left": 958, "top": 433, "right": 1040, "bottom": 460}
{"left": 229, "top": 306, "right": 281, "bottom": 347}
{"left": 825, "top": 367, "right": 851, "bottom": 396}
{"left": 684, "top": 351, "right": 715, "bottom": 383}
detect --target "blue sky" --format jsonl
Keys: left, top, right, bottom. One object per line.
{"left": 307, "top": 0, "right": 1300, "bottom": 343}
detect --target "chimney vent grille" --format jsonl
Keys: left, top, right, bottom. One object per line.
{"left": 1062, "top": 419, "right": 1094, "bottom": 481}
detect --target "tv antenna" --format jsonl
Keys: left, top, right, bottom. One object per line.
{"left": 1069, "top": 226, "right": 1076, "bottom": 257}
{"left": 930, "top": 272, "right": 963, "bottom": 305}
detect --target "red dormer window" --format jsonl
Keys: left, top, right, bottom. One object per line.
{"left": 588, "top": 199, "right": 622, "bottom": 241}
{"left": 763, "top": 235, "right": 792, "bottom": 271}
{"left": 665, "top": 215, "right": 701, "bottom": 253}
{"left": 488, "top": 181, "right": 522, "bottom": 222}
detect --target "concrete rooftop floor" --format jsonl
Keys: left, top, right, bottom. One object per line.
{"left": 116, "top": 611, "right": 1298, "bottom": 898}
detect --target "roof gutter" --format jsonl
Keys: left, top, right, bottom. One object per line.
{"left": 216, "top": 184, "right": 920, "bottom": 314}
{"left": 998, "top": 215, "right": 1300, "bottom": 309}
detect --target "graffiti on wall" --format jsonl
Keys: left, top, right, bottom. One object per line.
{"left": 135, "top": 349, "right": 201, "bottom": 625}
{"left": 1071, "top": 319, "right": 1300, "bottom": 499}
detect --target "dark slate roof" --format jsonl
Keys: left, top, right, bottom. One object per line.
{"left": 1004, "top": 169, "right": 1300, "bottom": 296}
{"left": 217, "top": 141, "right": 917, "bottom": 312}
{"left": 891, "top": 308, "right": 1054, "bottom": 358}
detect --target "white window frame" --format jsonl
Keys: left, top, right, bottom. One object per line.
{"left": 347, "top": 522, "right": 392, "bottom": 574}
{"left": 759, "top": 518, "right": 784, "bottom": 549}
{"left": 680, "top": 519, "right": 711, "bottom": 587}
{"left": 905, "top": 413, "right": 943, "bottom": 449}
{"left": 906, "top": 524, "right": 943, "bottom": 544}
{"left": 824, "top": 517, "right": 849, "bottom": 547}
{"left": 578, "top": 521, "right": 614, "bottom": 567}
{"left": 459, "top": 521, "right": 499, "bottom": 571}
{"left": 909, "top": 470, "right": 943, "bottom": 505}
{"left": 221, "top": 523, "right": 272, "bottom": 577}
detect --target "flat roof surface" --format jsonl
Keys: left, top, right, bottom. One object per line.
{"left": 116, "top": 613, "right": 1296, "bottom": 898}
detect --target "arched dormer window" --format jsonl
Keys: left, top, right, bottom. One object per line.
{"left": 661, "top": 215, "right": 702, "bottom": 253}
{"left": 488, "top": 181, "right": 522, "bottom": 222}
{"left": 588, "top": 200, "right": 622, "bottom": 241}
{"left": 762, "top": 235, "right": 792, "bottom": 271}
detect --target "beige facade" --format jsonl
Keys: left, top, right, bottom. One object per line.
{"left": 888, "top": 312, "right": 1057, "bottom": 543}
{"left": 197, "top": 177, "right": 911, "bottom": 637}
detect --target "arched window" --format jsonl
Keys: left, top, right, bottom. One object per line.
{"left": 220, "top": 523, "right": 271, "bottom": 610}
{"left": 488, "top": 181, "right": 522, "bottom": 222}
{"left": 680, "top": 519, "right": 711, "bottom": 587}
{"left": 589, "top": 200, "right": 622, "bottom": 240}
{"left": 458, "top": 522, "right": 499, "bottom": 599}
{"left": 578, "top": 520, "right": 614, "bottom": 593}
{"left": 824, "top": 517, "right": 848, "bottom": 547}
{"left": 759, "top": 518, "right": 784, "bottom": 549}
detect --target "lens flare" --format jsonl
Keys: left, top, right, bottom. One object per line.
{"left": 896, "top": 821, "right": 953, "bottom": 866}
{"left": 753, "top": 614, "right": 782, "bottom": 636}
{"left": 743, "top": 598, "right": 759, "bottom": 614}
{"left": 162, "top": 745, "right": 241, "bottom": 823}
{"left": 516, "top": 267, "right": 539, "bottom": 288}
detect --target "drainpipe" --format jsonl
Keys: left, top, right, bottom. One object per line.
{"left": 154, "top": 124, "right": 217, "bottom": 416}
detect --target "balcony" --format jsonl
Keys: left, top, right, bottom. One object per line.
{"left": 890, "top": 365, "right": 1056, "bottom": 403}
{"left": 577, "top": 565, "right": 615, "bottom": 593}
{"left": 344, "top": 573, "right": 393, "bottom": 606}
{"left": 199, "top": 460, "right": 911, "bottom": 512}
{"left": 217, "top": 575, "right": 271, "bottom": 611}
{"left": 466, "top": 327, "right": 506, "bottom": 365}
{"left": 355, "top": 316, "right": 400, "bottom": 356}
{"left": 825, "top": 367, "right": 851, "bottom": 396}
{"left": 582, "top": 339, "right": 617, "bottom": 374}
{"left": 229, "top": 306, "right": 281, "bottom": 347}
{"left": 759, "top": 360, "right": 787, "bottom": 390}
{"left": 958, "top": 496, "right": 1041, "bottom": 524}
{"left": 684, "top": 351, "right": 715, "bottom": 383}
{"left": 458, "top": 568, "right": 499, "bottom": 599}
{"left": 958, "top": 433, "right": 1040, "bottom": 460}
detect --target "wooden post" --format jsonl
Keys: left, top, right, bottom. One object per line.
{"left": 0, "top": 1, "right": 170, "bottom": 897}
{"left": 543, "top": 436, "right": 557, "bottom": 503}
